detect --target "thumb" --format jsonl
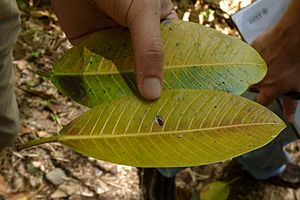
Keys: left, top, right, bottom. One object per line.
{"left": 129, "top": 1, "right": 163, "bottom": 100}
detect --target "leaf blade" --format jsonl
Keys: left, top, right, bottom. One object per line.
{"left": 52, "top": 20, "right": 266, "bottom": 107}
{"left": 55, "top": 89, "right": 285, "bottom": 167}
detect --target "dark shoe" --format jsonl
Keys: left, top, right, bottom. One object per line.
{"left": 140, "top": 168, "right": 176, "bottom": 200}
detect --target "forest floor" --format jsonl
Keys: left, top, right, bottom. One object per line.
{"left": 1, "top": 0, "right": 300, "bottom": 199}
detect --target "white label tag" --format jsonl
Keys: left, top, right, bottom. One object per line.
{"left": 232, "top": 0, "right": 291, "bottom": 44}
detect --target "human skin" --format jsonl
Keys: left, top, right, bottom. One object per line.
{"left": 51, "top": 0, "right": 177, "bottom": 100}
{"left": 252, "top": 0, "right": 300, "bottom": 123}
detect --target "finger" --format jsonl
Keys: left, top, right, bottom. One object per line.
{"left": 160, "top": 1, "right": 178, "bottom": 19}
{"left": 256, "top": 87, "right": 279, "bottom": 106}
{"left": 251, "top": 33, "right": 266, "bottom": 53}
{"left": 283, "top": 96, "right": 298, "bottom": 123}
{"left": 163, "top": 10, "right": 178, "bottom": 20}
{"left": 128, "top": 1, "right": 164, "bottom": 100}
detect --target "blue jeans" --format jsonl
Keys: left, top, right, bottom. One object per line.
{"left": 157, "top": 92, "right": 298, "bottom": 180}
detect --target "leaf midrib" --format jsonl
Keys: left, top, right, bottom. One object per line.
{"left": 53, "top": 63, "right": 264, "bottom": 76}
{"left": 60, "top": 122, "right": 282, "bottom": 141}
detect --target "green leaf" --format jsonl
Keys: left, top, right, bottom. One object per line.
{"left": 199, "top": 177, "right": 240, "bottom": 200}
{"left": 200, "top": 181, "right": 230, "bottom": 200}
{"left": 18, "top": 89, "right": 285, "bottom": 167}
{"left": 51, "top": 20, "right": 266, "bottom": 107}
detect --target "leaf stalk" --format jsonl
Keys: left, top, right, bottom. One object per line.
{"left": 36, "top": 69, "right": 52, "bottom": 78}
{"left": 16, "top": 136, "right": 59, "bottom": 151}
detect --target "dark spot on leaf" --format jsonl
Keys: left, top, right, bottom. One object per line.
{"left": 154, "top": 115, "right": 164, "bottom": 127}
{"left": 176, "top": 43, "right": 179, "bottom": 47}
{"left": 169, "top": 27, "right": 173, "bottom": 31}
{"left": 214, "top": 105, "right": 217, "bottom": 108}
{"left": 56, "top": 76, "right": 87, "bottom": 102}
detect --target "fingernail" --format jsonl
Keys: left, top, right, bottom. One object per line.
{"left": 142, "top": 77, "right": 161, "bottom": 100}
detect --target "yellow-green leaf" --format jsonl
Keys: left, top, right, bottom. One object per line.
{"left": 51, "top": 20, "right": 266, "bottom": 107}
{"left": 200, "top": 181, "right": 230, "bottom": 200}
{"left": 18, "top": 89, "right": 285, "bottom": 167}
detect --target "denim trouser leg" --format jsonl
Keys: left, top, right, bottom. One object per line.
{"left": 237, "top": 127, "right": 296, "bottom": 180}
{"left": 238, "top": 92, "right": 298, "bottom": 180}
{"left": 157, "top": 167, "right": 186, "bottom": 178}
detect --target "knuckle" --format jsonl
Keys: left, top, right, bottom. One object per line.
{"left": 136, "top": 40, "right": 164, "bottom": 76}
{"left": 144, "top": 40, "right": 164, "bottom": 62}
{"left": 144, "top": 50, "right": 164, "bottom": 67}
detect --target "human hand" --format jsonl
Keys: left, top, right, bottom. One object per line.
{"left": 52, "top": 0, "right": 177, "bottom": 100}
{"left": 252, "top": 24, "right": 300, "bottom": 123}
